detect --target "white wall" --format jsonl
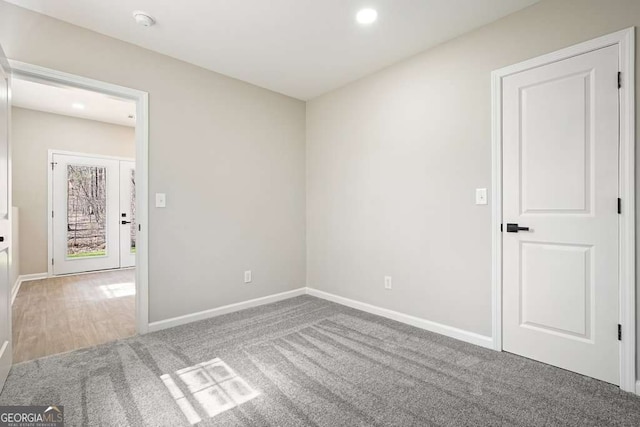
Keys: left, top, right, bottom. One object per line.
{"left": 306, "top": 0, "right": 640, "bottom": 356}
{"left": 0, "top": 2, "right": 307, "bottom": 323}
{"left": 11, "top": 107, "right": 135, "bottom": 275}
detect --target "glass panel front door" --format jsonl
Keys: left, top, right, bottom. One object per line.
{"left": 52, "top": 154, "right": 120, "bottom": 275}
{"left": 66, "top": 165, "right": 108, "bottom": 259}
{"left": 119, "top": 161, "right": 136, "bottom": 268}
{"left": 129, "top": 168, "right": 136, "bottom": 253}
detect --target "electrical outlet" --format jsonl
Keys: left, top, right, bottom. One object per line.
{"left": 244, "top": 270, "right": 252, "bottom": 283}
{"left": 384, "top": 276, "right": 392, "bottom": 290}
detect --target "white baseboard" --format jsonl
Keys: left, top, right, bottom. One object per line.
{"left": 306, "top": 288, "right": 494, "bottom": 349}
{"left": 9, "top": 276, "right": 495, "bottom": 352}
{"left": 148, "top": 287, "right": 307, "bottom": 333}
{"left": 636, "top": 380, "right": 640, "bottom": 396}
{"left": 148, "top": 286, "right": 495, "bottom": 350}
{"left": 11, "top": 273, "right": 47, "bottom": 305}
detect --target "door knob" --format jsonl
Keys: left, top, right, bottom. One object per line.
{"left": 506, "top": 223, "right": 530, "bottom": 233}
{"left": 121, "top": 220, "right": 132, "bottom": 225}
{"left": 0, "top": 236, "right": 4, "bottom": 242}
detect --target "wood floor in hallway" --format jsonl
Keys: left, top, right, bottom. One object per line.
{"left": 12, "top": 269, "right": 136, "bottom": 363}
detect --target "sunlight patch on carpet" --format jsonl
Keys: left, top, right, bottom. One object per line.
{"left": 161, "top": 358, "right": 260, "bottom": 425}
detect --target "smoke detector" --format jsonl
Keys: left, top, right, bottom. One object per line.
{"left": 133, "top": 11, "right": 155, "bottom": 27}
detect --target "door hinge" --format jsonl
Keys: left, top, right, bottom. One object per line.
{"left": 618, "top": 72, "right": 622, "bottom": 89}
{"left": 51, "top": 210, "right": 54, "bottom": 218}
{"left": 500, "top": 224, "right": 503, "bottom": 232}
{"left": 138, "top": 224, "right": 141, "bottom": 232}
{"left": 618, "top": 324, "right": 622, "bottom": 341}
{"left": 51, "top": 161, "right": 57, "bottom": 170}
{"left": 51, "top": 258, "right": 54, "bottom": 266}
{"left": 618, "top": 198, "right": 622, "bottom": 214}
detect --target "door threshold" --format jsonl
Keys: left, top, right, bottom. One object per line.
{"left": 50, "top": 266, "right": 136, "bottom": 278}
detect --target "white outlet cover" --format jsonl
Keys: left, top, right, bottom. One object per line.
{"left": 384, "top": 276, "right": 392, "bottom": 289}
{"left": 475, "top": 188, "right": 488, "bottom": 205}
{"left": 244, "top": 271, "right": 252, "bottom": 283}
{"left": 155, "top": 193, "right": 167, "bottom": 208}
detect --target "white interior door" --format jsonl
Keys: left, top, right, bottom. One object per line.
{"left": 0, "top": 47, "right": 11, "bottom": 392}
{"left": 119, "top": 160, "right": 136, "bottom": 268}
{"left": 52, "top": 153, "right": 120, "bottom": 275}
{"left": 502, "top": 45, "right": 620, "bottom": 384}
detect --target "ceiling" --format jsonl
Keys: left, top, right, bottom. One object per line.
{"left": 6, "top": 0, "right": 539, "bottom": 100}
{"left": 12, "top": 77, "right": 136, "bottom": 127}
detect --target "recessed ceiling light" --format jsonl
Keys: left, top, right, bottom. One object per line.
{"left": 356, "top": 8, "right": 378, "bottom": 25}
{"left": 72, "top": 103, "right": 85, "bottom": 110}
{"left": 133, "top": 10, "right": 156, "bottom": 27}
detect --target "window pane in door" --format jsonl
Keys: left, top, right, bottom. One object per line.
{"left": 67, "top": 165, "right": 107, "bottom": 258}
{"left": 130, "top": 169, "right": 136, "bottom": 253}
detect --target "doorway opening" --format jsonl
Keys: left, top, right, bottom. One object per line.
{"left": 8, "top": 63, "right": 149, "bottom": 362}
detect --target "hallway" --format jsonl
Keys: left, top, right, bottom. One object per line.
{"left": 12, "top": 269, "right": 135, "bottom": 363}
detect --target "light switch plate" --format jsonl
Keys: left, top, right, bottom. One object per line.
{"left": 475, "top": 188, "right": 488, "bottom": 205}
{"left": 155, "top": 193, "right": 166, "bottom": 208}
{"left": 244, "top": 270, "right": 252, "bottom": 283}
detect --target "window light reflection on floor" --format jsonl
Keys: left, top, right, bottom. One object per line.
{"left": 161, "top": 358, "right": 260, "bottom": 425}
{"left": 98, "top": 282, "right": 136, "bottom": 299}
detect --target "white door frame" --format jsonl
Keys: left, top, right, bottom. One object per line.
{"left": 491, "top": 28, "right": 635, "bottom": 392}
{"left": 10, "top": 60, "right": 150, "bottom": 335}
{"left": 47, "top": 150, "right": 135, "bottom": 275}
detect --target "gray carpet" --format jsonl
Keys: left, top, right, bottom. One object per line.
{"left": 1, "top": 295, "right": 640, "bottom": 426}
